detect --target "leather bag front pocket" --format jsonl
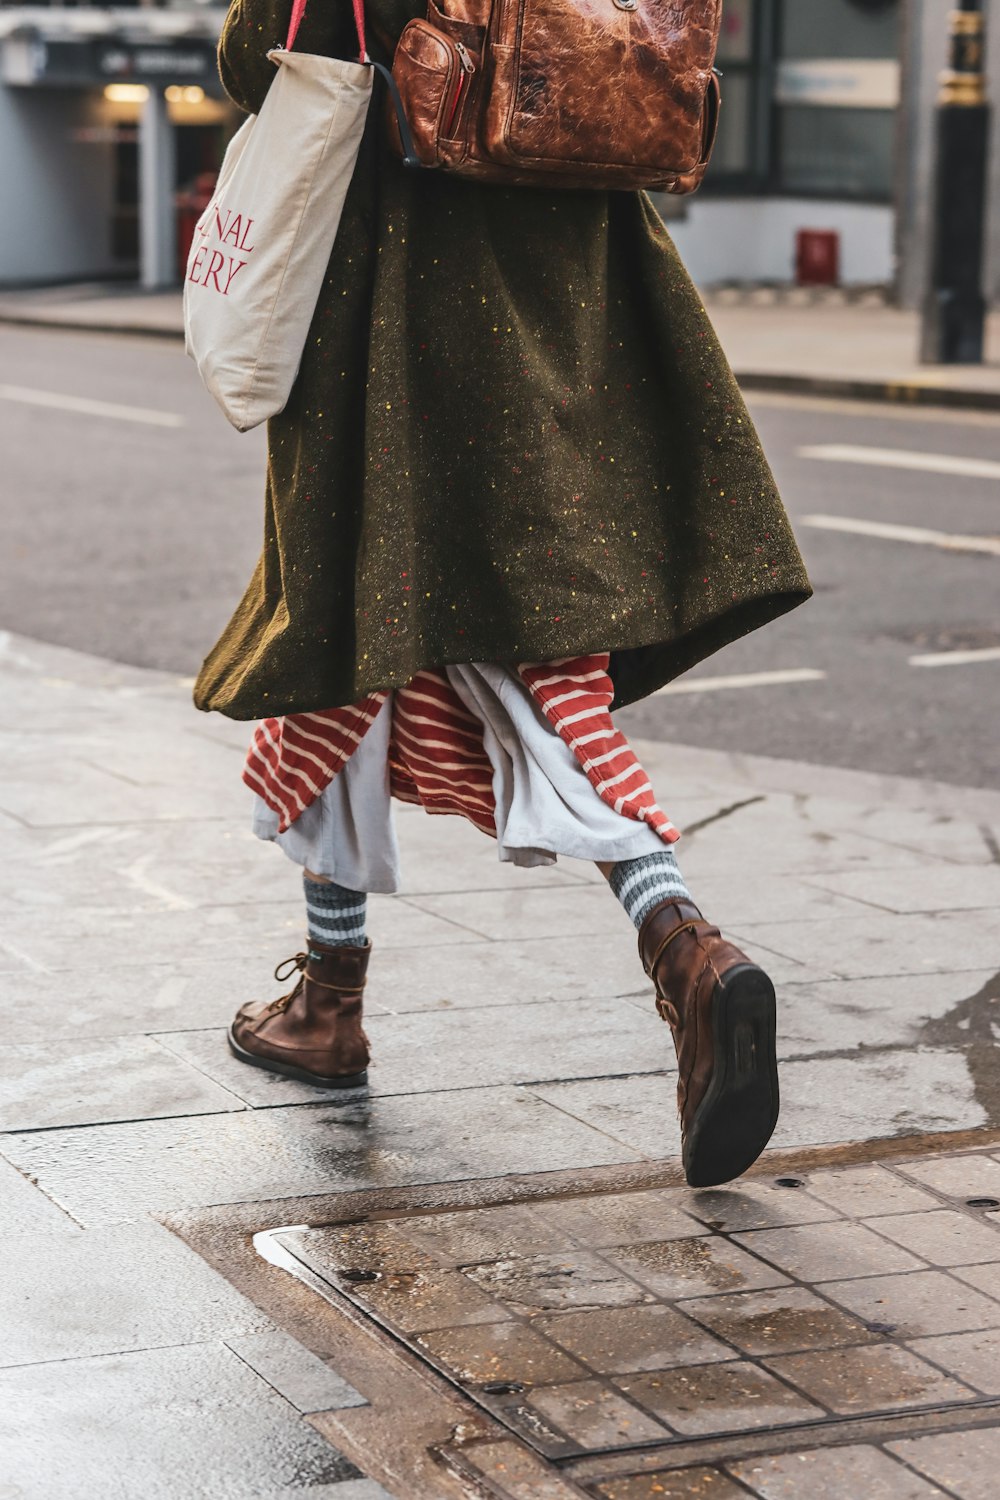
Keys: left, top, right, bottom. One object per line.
{"left": 390, "top": 20, "right": 473, "bottom": 166}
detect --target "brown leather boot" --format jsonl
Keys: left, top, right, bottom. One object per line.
{"left": 228, "top": 939, "right": 371, "bottom": 1088}
{"left": 638, "top": 898, "right": 778, "bottom": 1188}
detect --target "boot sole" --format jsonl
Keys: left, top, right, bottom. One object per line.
{"left": 227, "top": 1027, "right": 368, "bottom": 1090}
{"left": 682, "top": 963, "right": 779, "bottom": 1189}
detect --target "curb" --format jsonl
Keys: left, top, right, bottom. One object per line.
{"left": 735, "top": 369, "right": 1000, "bottom": 413}
{"left": 5, "top": 310, "right": 1000, "bottom": 413}
{"left": 0, "top": 312, "right": 184, "bottom": 342}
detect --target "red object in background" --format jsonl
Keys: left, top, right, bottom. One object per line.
{"left": 796, "top": 229, "right": 840, "bottom": 286}
{"left": 175, "top": 171, "right": 218, "bottom": 278}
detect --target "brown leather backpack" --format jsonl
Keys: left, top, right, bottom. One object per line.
{"left": 386, "top": 0, "right": 722, "bottom": 192}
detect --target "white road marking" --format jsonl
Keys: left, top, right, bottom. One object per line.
{"left": 910, "top": 646, "right": 1000, "bottom": 668}
{"left": 798, "top": 443, "right": 1000, "bottom": 481}
{"left": 802, "top": 514, "right": 1000, "bottom": 557}
{"left": 0, "top": 383, "right": 184, "bottom": 428}
{"left": 655, "top": 668, "right": 826, "bottom": 696}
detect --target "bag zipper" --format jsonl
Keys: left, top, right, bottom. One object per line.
{"left": 444, "top": 40, "right": 476, "bottom": 136}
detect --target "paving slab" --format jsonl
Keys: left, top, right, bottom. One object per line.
{"left": 732, "top": 1220, "right": 923, "bottom": 1282}
{"left": 674, "top": 1286, "right": 878, "bottom": 1357}
{"left": 530, "top": 1048, "right": 990, "bottom": 1158}
{"left": 816, "top": 1268, "right": 1000, "bottom": 1340}
{"left": 224, "top": 1328, "right": 368, "bottom": 1414}
{"left": 773, "top": 1049, "right": 991, "bottom": 1144}
{"left": 154, "top": 992, "right": 671, "bottom": 1104}
{"left": 763, "top": 1343, "right": 974, "bottom": 1414}
{"left": 594, "top": 1469, "right": 748, "bottom": 1500}
{"left": 803, "top": 865, "right": 1000, "bottom": 915}
{"left": 799, "top": 1164, "right": 943, "bottom": 1218}
{"left": 628, "top": 1358, "right": 831, "bottom": 1435}
{"left": 408, "top": 884, "right": 646, "bottom": 943}
{"left": 522, "top": 1075, "right": 680, "bottom": 1160}
{"left": 888, "top": 1429, "right": 1000, "bottom": 1500}
{"left": 907, "top": 1329, "right": 1000, "bottom": 1397}
{"left": 660, "top": 872, "right": 878, "bottom": 927}
{"left": 0, "top": 1152, "right": 81, "bottom": 1234}
{"left": 0, "top": 1033, "right": 245, "bottom": 1130}
{"left": 0, "top": 1086, "right": 639, "bottom": 1225}
{"left": 533, "top": 1304, "right": 732, "bottom": 1374}
{"left": 534, "top": 1188, "right": 709, "bottom": 1247}
{"left": 0, "top": 1343, "right": 366, "bottom": 1500}
{"left": 0, "top": 959, "right": 324, "bottom": 1043}
{"left": 864, "top": 1209, "right": 1000, "bottom": 1267}
{"left": 775, "top": 971, "right": 1000, "bottom": 1056}
{"left": 0, "top": 1219, "right": 272, "bottom": 1367}
{"left": 730, "top": 911, "right": 1000, "bottom": 981}
{"left": 678, "top": 1182, "right": 839, "bottom": 1234}
{"left": 897, "top": 1152, "right": 1000, "bottom": 1199}
{"left": 0, "top": 893, "right": 480, "bottom": 976}
{"left": 949, "top": 1261, "right": 1000, "bottom": 1301}
{"left": 727, "top": 1443, "right": 950, "bottom": 1498}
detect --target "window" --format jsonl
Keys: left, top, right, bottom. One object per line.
{"left": 703, "top": 0, "right": 901, "bottom": 201}
{"left": 773, "top": 0, "right": 901, "bottom": 200}
{"left": 705, "top": 0, "right": 771, "bottom": 190}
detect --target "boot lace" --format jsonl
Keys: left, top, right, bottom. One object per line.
{"left": 274, "top": 952, "right": 308, "bottom": 983}
{"left": 266, "top": 953, "right": 308, "bottom": 1013}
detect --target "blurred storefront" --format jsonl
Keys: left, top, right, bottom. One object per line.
{"left": 0, "top": 2, "right": 236, "bottom": 288}
{"left": 2, "top": 0, "right": 997, "bottom": 301}
{"left": 667, "top": 0, "right": 1000, "bottom": 302}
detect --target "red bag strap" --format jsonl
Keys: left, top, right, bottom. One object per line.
{"left": 281, "top": 0, "right": 421, "bottom": 169}
{"left": 285, "top": 0, "right": 367, "bottom": 59}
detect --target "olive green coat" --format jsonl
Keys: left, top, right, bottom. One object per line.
{"left": 194, "top": 0, "right": 811, "bottom": 719}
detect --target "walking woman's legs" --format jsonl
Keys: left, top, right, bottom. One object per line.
{"left": 302, "top": 871, "right": 367, "bottom": 948}
{"left": 598, "top": 848, "right": 779, "bottom": 1190}
{"left": 229, "top": 664, "right": 779, "bottom": 1183}
{"left": 598, "top": 850, "right": 692, "bottom": 925}
{"left": 225, "top": 707, "right": 399, "bottom": 1090}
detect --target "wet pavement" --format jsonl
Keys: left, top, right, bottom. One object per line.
{"left": 275, "top": 1159, "right": 1000, "bottom": 1468}
{"left": 3, "top": 629, "right": 1000, "bottom": 1496}
{"left": 170, "top": 1146, "right": 1000, "bottom": 1499}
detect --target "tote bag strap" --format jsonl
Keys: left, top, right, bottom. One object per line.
{"left": 286, "top": 0, "right": 366, "bottom": 56}
{"left": 283, "top": 0, "right": 421, "bottom": 167}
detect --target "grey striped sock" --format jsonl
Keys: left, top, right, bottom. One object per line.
{"left": 608, "top": 850, "right": 692, "bottom": 930}
{"left": 304, "top": 875, "right": 367, "bottom": 948}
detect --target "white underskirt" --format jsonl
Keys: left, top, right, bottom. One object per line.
{"left": 252, "top": 662, "right": 665, "bottom": 894}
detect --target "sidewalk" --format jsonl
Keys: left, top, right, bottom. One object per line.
{"left": 3, "top": 630, "right": 1000, "bottom": 1496}
{"left": 0, "top": 282, "right": 184, "bottom": 339}
{"left": 2, "top": 279, "right": 999, "bottom": 409}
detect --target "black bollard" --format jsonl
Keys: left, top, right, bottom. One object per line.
{"left": 920, "top": 0, "right": 991, "bottom": 365}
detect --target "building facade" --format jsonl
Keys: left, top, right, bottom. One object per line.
{"left": 667, "top": 0, "right": 999, "bottom": 303}
{"left": 0, "top": 0, "right": 997, "bottom": 303}
{"left": 0, "top": 0, "right": 234, "bottom": 287}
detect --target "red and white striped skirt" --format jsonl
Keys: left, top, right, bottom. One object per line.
{"left": 246, "top": 654, "right": 677, "bottom": 885}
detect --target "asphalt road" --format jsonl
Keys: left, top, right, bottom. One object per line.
{"left": 1, "top": 323, "right": 998, "bottom": 789}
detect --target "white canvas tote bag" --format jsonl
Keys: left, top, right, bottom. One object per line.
{"left": 184, "top": 0, "right": 414, "bottom": 432}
